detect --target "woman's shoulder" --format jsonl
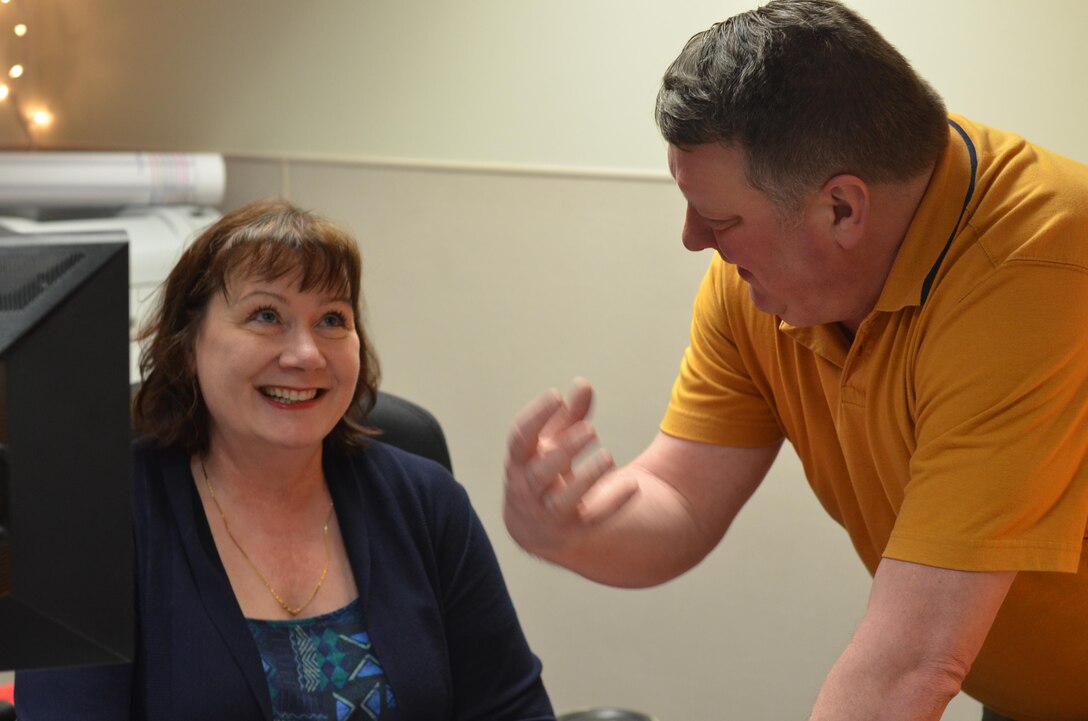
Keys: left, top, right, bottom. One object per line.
{"left": 131, "top": 435, "right": 158, "bottom": 468}
{"left": 130, "top": 437, "right": 189, "bottom": 486}
{"left": 329, "top": 440, "right": 475, "bottom": 529}
{"left": 131, "top": 435, "right": 184, "bottom": 463}
{"left": 336, "top": 440, "right": 463, "bottom": 496}
{"left": 129, "top": 437, "right": 196, "bottom": 527}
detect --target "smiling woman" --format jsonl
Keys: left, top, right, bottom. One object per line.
{"left": 133, "top": 199, "right": 379, "bottom": 456}
{"left": 14, "top": 199, "right": 556, "bottom": 721}
{"left": 193, "top": 273, "right": 362, "bottom": 458}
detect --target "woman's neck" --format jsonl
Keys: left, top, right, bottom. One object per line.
{"left": 197, "top": 438, "right": 329, "bottom": 516}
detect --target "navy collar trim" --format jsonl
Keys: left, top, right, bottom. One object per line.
{"left": 920, "top": 119, "right": 978, "bottom": 305}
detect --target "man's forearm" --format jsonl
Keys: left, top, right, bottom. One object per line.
{"left": 808, "top": 633, "right": 964, "bottom": 721}
{"left": 532, "top": 464, "right": 720, "bottom": 588}
{"left": 505, "top": 416, "right": 777, "bottom": 588}
{"left": 808, "top": 559, "right": 1015, "bottom": 721}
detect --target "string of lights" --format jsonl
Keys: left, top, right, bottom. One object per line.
{"left": 1, "top": 0, "right": 54, "bottom": 147}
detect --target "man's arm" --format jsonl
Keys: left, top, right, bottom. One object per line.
{"left": 809, "top": 558, "right": 1016, "bottom": 721}
{"left": 503, "top": 378, "right": 780, "bottom": 587}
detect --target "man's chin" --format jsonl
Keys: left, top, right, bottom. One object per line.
{"left": 747, "top": 285, "right": 785, "bottom": 318}
{"left": 748, "top": 287, "right": 828, "bottom": 328}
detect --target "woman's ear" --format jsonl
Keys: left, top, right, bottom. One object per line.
{"left": 821, "top": 174, "right": 869, "bottom": 250}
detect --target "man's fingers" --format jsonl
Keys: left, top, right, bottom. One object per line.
{"left": 522, "top": 421, "right": 598, "bottom": 496}
{"left": 540, "top": 377, "right": 595, "bottom": 438}
{"left": 543, "top": 447, "right": 615, "bottom": 517}
{"left": 565, "top": 377, "right": 594, "bottom": 423}
{"left": 507, "top": 388, "right": 563, "bottom": 462}
{"left": 541, "top": 453, "right": 638, "bottom": 527}
{"left": 580, "top": 473, "right": 639, "bottom": 525}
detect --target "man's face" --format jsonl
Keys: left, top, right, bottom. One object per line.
{"left": 668, "top": 142, "right": 861, "bottom": 329}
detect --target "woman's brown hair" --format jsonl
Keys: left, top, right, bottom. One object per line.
{"left": 132, "top": 198, "right": 380, "bottom": 455}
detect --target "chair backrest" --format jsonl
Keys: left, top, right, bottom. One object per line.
{"left": 363, "top": 391, "right": 453, "bottom": 473}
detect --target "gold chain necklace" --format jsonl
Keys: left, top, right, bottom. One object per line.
{"left": 200, "top": 459, "right": 334, "bottom": 616}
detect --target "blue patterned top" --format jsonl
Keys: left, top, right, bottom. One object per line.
{"left": 246, "top": 599, "right": 398, "bottom": 721}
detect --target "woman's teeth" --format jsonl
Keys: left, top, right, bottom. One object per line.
{"left": 260, "top": 387, "right": 318, "bottom": 404}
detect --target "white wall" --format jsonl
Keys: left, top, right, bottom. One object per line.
{"left": 5, "top": 0, "right": 1087, "bottom": 165}
{"left": 4, "top": 1, "right": 1086, "bottom": 718}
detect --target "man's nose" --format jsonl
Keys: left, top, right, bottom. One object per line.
{"left": 681, "top": 205, "right": 716, "bottom": 253}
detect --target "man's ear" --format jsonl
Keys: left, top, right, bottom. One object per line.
{"left": 820, "top": 174, "right": 869, "bottom": 250}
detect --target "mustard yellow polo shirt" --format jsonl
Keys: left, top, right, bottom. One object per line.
{"left": 661, "top": 116, "right": 1088, "bottom": 721}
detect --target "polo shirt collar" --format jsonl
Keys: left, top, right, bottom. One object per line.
{"left": 874, "top": 116, "right": 979, "bottom": 313}
{"left": 777, "top": 117, "right": 978, "bottom": 365}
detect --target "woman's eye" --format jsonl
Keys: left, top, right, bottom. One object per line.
{"left": 250, "top": 306, "right": 279, "bottom": 324}
{"left": 320, "top": 311, "right": 348, "bottom": 328}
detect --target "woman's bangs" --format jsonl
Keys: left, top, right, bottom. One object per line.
{"left": 223, "top": 236, "right": 356, "bottom": 301}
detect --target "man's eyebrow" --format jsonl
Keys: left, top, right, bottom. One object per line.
{"left": 695, "top": 209, "right": 740, "bottom": 223}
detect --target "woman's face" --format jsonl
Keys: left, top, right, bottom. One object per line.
{"left": 192, "top": 271, "right": 361, "bottom": 456}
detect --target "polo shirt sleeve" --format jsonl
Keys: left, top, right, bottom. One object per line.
{"left": 660, "top": 258, "right": 784, "bottom": 447}
{"left": 886, "top": 263, "right": 1088, "bottom": 572}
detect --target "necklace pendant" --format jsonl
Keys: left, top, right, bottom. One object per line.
{"left": 201, "top": 458, "right": 334, "bottom": 620}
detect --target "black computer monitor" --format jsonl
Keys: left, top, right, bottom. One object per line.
{"left": 0, "top": 236, "right": 134, "bottom": 670}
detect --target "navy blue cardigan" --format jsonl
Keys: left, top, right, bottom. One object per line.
{"left": 17, "top": 439, "right": 554, "bottom": 721}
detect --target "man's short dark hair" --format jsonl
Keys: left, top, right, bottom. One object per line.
{"left": 656, "top": 0, "right": 948, "bottom": 211}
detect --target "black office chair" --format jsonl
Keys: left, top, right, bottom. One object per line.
{"left": 359, "top": 390, "right": 453, "bottom": 473}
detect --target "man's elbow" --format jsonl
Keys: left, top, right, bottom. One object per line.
{"left": 900, "top": 655, "right": 972, "bottom": 711}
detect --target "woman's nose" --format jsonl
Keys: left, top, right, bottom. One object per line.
{"left": 279, "top": 328, "right": 325, "bottom": 370}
